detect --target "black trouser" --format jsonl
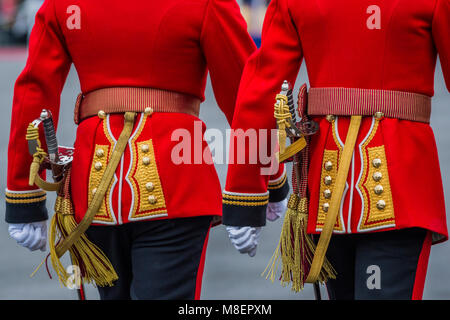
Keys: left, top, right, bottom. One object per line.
{"left": 321, "top": 228, "right": 432, "bottom": 300}
{"left": 86, "top": 216, "right": 213, "bottom": 300}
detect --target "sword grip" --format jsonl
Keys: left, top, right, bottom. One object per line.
{"left": 281, "top": 80, "right": 297, "bottom": 122}
{"left": 41, "top": 110, "right": 59, "bottom": 163}
{"left": 287, "top": 89, "right": 297, "bottom": 122}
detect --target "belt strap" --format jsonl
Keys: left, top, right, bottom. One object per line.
{"left": 308, "top": 87, "right": 431, "bottom": 123}
{"left": 74, "top": 87, "right": 201, "bottom": 124}
{"left": 306, "top": 115, "right": 362, "bottom": 283}
{"left": 55, "top": 112, "right": 136, "bottom": 257}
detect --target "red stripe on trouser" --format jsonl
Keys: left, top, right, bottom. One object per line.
{"left": 194, "top": 227, "right": 211, "bottom": 300}
{"left": 78, "top": 284, "right": 86, "bottom": 300}
{"left": 412, "top": 231, "right": 432, "bottom": 300}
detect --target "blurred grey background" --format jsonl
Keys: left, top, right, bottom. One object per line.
{"left": 0, "top": 0, "right": 449, "bottom": 300}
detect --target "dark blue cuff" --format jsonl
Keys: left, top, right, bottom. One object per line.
{"left": 5, "top": 190, "right": 48, "bottom": 223}
{"left": 222, "top": 191, "right": 268, "bottom": 227}
{"left": 268, "top": 175, "right": 290, "bottom": 202}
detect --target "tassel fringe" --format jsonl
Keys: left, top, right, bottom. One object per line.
{"left": 33, "top": 196, "right": 118, "bottom": 288}
{"left": 263, "top": 194, "right": 336, "bottom": 292}
{"left": 50, "top": 197, "right": 118, "bottom": 287}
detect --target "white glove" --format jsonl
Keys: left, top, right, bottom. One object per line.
{"left": 266, "top": 198, "right": 288, "bottom": 222}
{"left": 8, "top": 221, "right": 47, "bottom": 252}
{"left": 226, "top": 226, "right": 262, "bottom": 257}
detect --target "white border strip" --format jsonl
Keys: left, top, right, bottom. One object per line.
{"left": 268, "top": 166, "right": 287, "bottom": 184}
{"left": 5, "top": 188, "right": 44, "bottom": 194}
{"left": 332, "top": 116, "right": 347, "bottom": 233}
{"left": 355, "top": 117, "right": 396, "bottom": 232}
{"left": 100, "top": 115, "right": 118, "bottom": 226}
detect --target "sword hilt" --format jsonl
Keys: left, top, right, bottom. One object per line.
{"left": 280, "top": 81, "right": 301, "bottom": 139}
{"left": 40, "top": 109, "right": 59, "bottom": 163}
{"left": 281, "top": 81, "right": 297, "bottom": 123}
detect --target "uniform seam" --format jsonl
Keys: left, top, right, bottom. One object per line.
{"left": 431, "top": 0, "right": 440, "bottom": 24}
{"left": 202, "top": 0, "right": 245, "bottom": 72}
{"left": 234, "top": 0, "right": 279, "bottom": 107}
{"left": 199, "top": 0, "right": 212, "bottom": 43}
{"left": 380, "top": 0, "right": 402, "bottom": 89}
{"left": 51, "top": 0, "right": 72, "bottom": 61}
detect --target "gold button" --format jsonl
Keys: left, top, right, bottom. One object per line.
{"left": 144, "top": 107, "right": 153, "bottom": 115}
{"left": 373, "top": 172, "right": 382, "bottom": 182}
{"left": 326, "top": 115, "right": 335, "bottom": 122}
{"left": 141, "top": 144, "right": 149, "bottom": 153}
{"left": 94, "top": 162, "right": 103, "bottom": 171}
{"left": 324, "top": 175, "right": 332, "bottom": 186}
{"left": 142, "top": 157, "right": 150, "bottom": 165}
{"left": 145, "top": 182, "right": 154, "bottom": 192}
{"left": 372, "top": 158, "right": 382, "bottom": 168}
{"left": 98, "top": 110, "right": 106, "bottom": 119}
{"left": 96, "top": 148, "right": 105, "bottom": 158}
{"left": 323, "top": 189, "right": 332, "bottom": 199}
{"left": 374, "top": 112, "right": 384, "bottom": 119}
{"left": 148, "top": 195, "right": 157, "bottom": 204}
{"left": 323, "top": 203, "right": 330, "bottom": 212}
{"left": 376, "top": 199, "right": 386, "bottom": 210}
{"left": 374, "top": 185, "right": 384, "bottom": 195}
{"left": 324, "top": 161, "right": 333, "bottom": 171}
{"left": 92, "top": 188, "right": 97, "bottom": 195}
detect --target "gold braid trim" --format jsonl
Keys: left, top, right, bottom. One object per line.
{"left": 54, "top": 112, "right": 136, "bottom": 258}
{"left": 223, "top": 194, "right": 269, "bottom": 201}
{"left": 222, "top": 192, "right": 270, "bottom": 207}
{"left": 222, "top": 199, "right": 269, "bottom": 206}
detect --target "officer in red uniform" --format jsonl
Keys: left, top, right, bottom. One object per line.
{"left": 224, "top": 0, "right": 450, "bottom": 299}
{"left": 4, "top": 0, "right": 290, "bottom": 300}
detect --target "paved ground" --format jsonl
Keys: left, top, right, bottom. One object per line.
{"left": 0, "top": 48, "right": 449, "bottom": 300}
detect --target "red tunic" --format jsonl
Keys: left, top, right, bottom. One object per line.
{"left": 223, "top": 0, "right": 450, "bottom": 243}
{"left": 5, "top": 0, "right": 292, "bottom": 225}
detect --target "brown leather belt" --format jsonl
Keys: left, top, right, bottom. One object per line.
{"left": 74, "top": 87, "right": 201, "bottom": 124}
{"left": 307, "top": 87, "right": 432, "bottom": 123}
